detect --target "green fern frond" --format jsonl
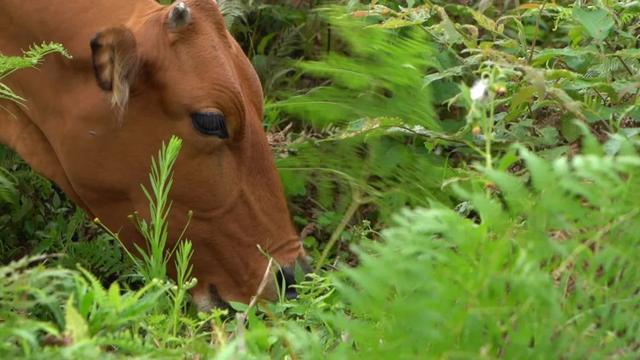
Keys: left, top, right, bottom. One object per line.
{"left": 0, "top": 42, "right": 70, "bottom": 103}
{"left": 218, "top": 0, "right": 249, "bottom": 28}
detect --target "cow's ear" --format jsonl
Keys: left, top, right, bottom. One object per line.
{"left": 90, "top": 27, "right": 139, "bottom": 111}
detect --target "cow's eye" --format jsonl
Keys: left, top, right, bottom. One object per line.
{"left": 191, "top": 112, "right": 229, "bottom": 138}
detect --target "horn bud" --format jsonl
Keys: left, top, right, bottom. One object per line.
{"left": 168, "top": 2, "right": 191, "bottom": 29}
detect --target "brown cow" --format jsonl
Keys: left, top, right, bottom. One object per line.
{"left": 0, "top": 0, "right": 306, "bottom": 307}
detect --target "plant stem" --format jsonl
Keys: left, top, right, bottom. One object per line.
{"left": 615, "top": 55, "right": 634, "bottom": 76}
{"left": 485, "top": 100, "right": 495, "bottom": 170}
{"left": 314, "top": 186, "right": 363, "bottom": 272}
{"left": 527, "top": 0, "right": 548, "bottom": 64}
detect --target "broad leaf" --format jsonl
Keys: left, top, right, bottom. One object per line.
{"left": 572, "top": 7, "right": 614, "bottom": 42}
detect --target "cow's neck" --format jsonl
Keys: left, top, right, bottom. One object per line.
{"left": 0, "top": 1, "right": 160, "bottom": 55}
{"left": 0, "top": 0, "right": 161, "bottom": 144}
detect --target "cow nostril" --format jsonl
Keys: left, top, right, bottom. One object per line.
{"left": 285, "top": 288, "right": 298, "bottom": 300}
{"left": 193, "top": 284, "right": 231, "bottom": 312}
{"left": 278, "top": 265, "right": 299, "bottom": 300}
{"left": 277, "top": 256, "right": 313, "bottom": 300}
{"left": 208, "top": 284, "right": 231, "bottom": 309}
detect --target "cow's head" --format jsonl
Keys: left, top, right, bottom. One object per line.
{"left": 75, "top": 0, "right": 305, "bottom": 306}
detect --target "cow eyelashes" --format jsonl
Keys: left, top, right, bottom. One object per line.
{"left": 191, "top": 112, "right": 229, "bottom": 139}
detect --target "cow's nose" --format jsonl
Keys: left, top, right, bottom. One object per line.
{"left": 192, "top": 284, "right": 231, "bottom": 313}
{"left": 278, "top": 265, "right": 299, "bottom": 300}
{"left": 277, "top": 257, "right": 312, "bottom": 300}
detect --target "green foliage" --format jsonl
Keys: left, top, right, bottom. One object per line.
{"left": 68, "top": 267, "right": 168, "bottom": 339}
{"left": 274, "top": 14, "right": 461, "bottom": 266}
{"left": 0, "top": 146, "right": 128, "bottom": 279}
{"left": 0, "top": 42, "right": 70, "bottom": 103}
{"left": 332, "top": 138, "right": 640, "bottom": 358}
{"left": 228, "top": 0, "right": 325, "bottom": 100}
{"left": 2, "top": 0, "right": 640, "bottom": 358}
{"left": 120, "top": 136, "right": 185, "bottom": 283}
{"left": 0, "top": 137, "right": 203, "bottom": 358}
{"left": 572, "top": 7, "right": 615, "bottom": 42}
{"left": 273, "top": 0, "right": 640, "bottom": 265}
{"left": 0, "top": 166, "right": 17, "bottom": 205}
{"left": 278, "top": 14, "right": 438, "bottom": 129}
{"left": 0, "top": 256, "right": 73, "bottom": 356}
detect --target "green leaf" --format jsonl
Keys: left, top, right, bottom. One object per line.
{"left": 228, "top": 301, "right": 249, "bottom": 312}
{"left": 108, "top": 282, "right": 121, "bottom": 310}
{"left": 279, "top": 168, "right": 307, "bottom": 197}
{"left": 572, "top": 7, "right": 615, "bottom": 42}
{"left": 65, "top": 296, "right": 90, "bottom": 342}
{"left": 511, "top": 86, "right": 536, "bottom": 109}
{"left": 257, "top": 32, "right": 277, "bottom": 55}
{"left": 539, "top": 126, "right": 560, "bottom": 146}
{"left": 561, "top": 117, "right": 582, "bottom": 142}
{"left": 0, "top": 42, "right": 69, "bottom": 103}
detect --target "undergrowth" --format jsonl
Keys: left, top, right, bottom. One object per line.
{"left": 1, "top": 0, "right": 640, "bottom": 358}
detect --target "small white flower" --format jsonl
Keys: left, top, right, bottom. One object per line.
{"left": 470, "top": 79, "right": 489, "bottom": 101}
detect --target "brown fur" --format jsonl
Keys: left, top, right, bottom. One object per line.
{"left": 90, "top": 27, "right": 139, "bottom": 120}
{"left": 0, "top": 0, "right": 304, "bottom": 304}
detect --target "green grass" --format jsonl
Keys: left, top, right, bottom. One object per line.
{"left": 1, "top": 1, "right": 640, "bottom": 358}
